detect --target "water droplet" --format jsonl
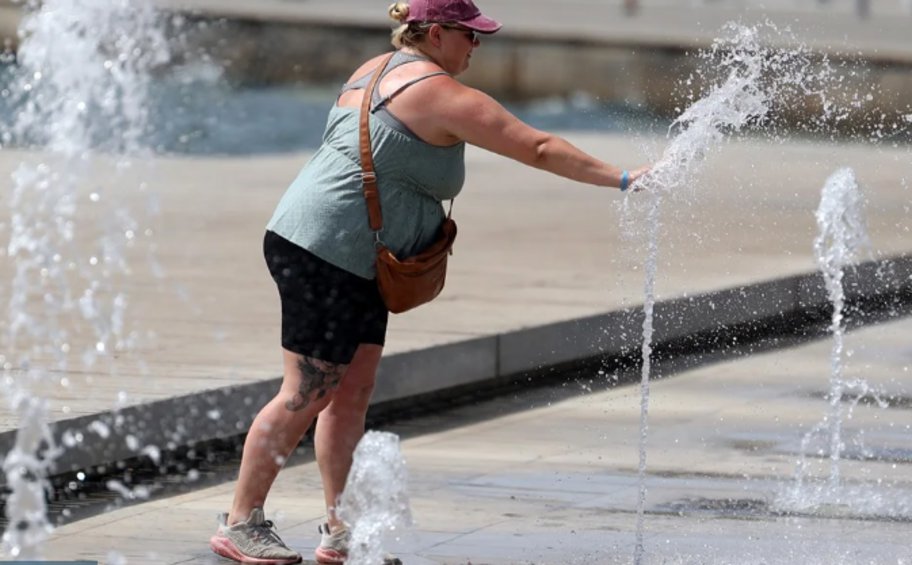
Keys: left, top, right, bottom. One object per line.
{"left": 62, "top": 430, "right": 78, "bottom": 447}
{"left": 125, "top": 435, "right": 139, "bottom": 450}
{"left": 138, "top": 445, "right": 160, "bottom": 465}
{"left": 89, "top": 420, "right": 110, "bottom": 438}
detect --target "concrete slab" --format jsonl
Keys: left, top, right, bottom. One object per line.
{"left": 31, "top": 314, "right": 912, "bottom": 564}
{"left": 0, "top": 1, "right": 910, "bottom": 562}
{"left": 1, "top": 134, "right": 911, "bottom": 477}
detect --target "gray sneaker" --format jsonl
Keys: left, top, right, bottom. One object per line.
{"left": 314, "top": 522, "right": 401, "bottom": 565}
{"left": 209, "top": 507, "right": 302, "bottom": 564}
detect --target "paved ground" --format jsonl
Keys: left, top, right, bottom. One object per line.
{"left": 0, "top": 131, "right": 910, "bottom": 564}
{"left": 36, "top": 311, "right": 912, "bottom": 564}
{"left": 0, "top": 1, "right": 911, "bottom": 562}
{"left": 1, "top": 135, "right": 910, "bottom": 433}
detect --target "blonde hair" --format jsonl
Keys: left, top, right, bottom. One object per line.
{"left": 388, "top": 2, "right": 434, "bottom": 49}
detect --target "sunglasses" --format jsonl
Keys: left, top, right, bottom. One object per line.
{"left": 440, "top": 25, "right": 477, "bottom": 43}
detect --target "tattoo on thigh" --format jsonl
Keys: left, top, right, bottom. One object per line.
{"left": 285, "top": 357, "right": 345, "bottom": 412}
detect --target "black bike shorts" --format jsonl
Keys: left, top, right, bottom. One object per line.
{"left": 263, "top": 230, "right": 388, "bottom": 364}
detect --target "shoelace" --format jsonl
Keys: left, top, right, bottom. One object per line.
{"left": 252, "top": 520, "right": 287, "bottom": 547}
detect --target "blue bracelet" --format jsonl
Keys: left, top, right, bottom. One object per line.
{"left": 620, "top": 170, "right": 630, "bottom": 192}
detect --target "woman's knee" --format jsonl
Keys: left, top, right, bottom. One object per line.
{"left": 331, "top": 344, "right": 382, "bottom": 409}
{"left": 282, "top": 353, "right": 348, "bottom": 413}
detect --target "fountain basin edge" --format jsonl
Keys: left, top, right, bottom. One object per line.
{"left": 0, "top": 253, "right": 910, "bottom": 486}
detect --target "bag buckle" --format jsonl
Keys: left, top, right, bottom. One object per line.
{"left": 361, "top": 171, "right": 377, "bottom": 184}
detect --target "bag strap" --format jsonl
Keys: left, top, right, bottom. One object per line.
{"left": 359, "top": 52, "right": 396, "bottom": 233}
{"left": 359, "top": 52, "right": 456, "bottom": 234}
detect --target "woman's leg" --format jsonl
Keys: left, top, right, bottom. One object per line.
{"left": 228, "top": 348, "right": 348, "bottom": 524}
{"left": 314, "top": 343, "right": 383, "bottom": 530}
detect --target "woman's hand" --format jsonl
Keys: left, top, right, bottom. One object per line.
{"left": 625, "top": 165, "right": 652, "bottom": 192}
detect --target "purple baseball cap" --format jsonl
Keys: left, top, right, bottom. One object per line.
{"left": 406, "top": 0, "right": 502, "bottom": 33}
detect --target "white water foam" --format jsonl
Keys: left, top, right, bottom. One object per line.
{"left": 337, "top": 431, "right": 413, "bottom": 565}
{"left": 1, "top": 0, "right": 168, "bottom": 558}
{"left": 0, "top": 392, "right": 61, "bottom": 558}
{"left": 813, "top": 167, "right": 870, "bottom": 486}
{"left": 771, "top": 168, "right": 907, "bottom": 519}
{"left": 623, "top": 22, "right": 843, "bottom": 564}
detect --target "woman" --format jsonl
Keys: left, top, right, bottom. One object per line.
{"left": 209, "top": 0, "right": 650, "bottom": 563}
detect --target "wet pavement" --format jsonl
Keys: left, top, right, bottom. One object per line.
{"left": 1, "top": 135, "right": 910, "bottom": 437}
{"left": 0, "top": 1, "right": 911, "bottom": 562}
{"left": 36, "top": 313, "right": 912, "bottom": 564}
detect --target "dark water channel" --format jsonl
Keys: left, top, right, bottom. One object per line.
{"left": 2, "top": 61, "right": 908, "bottom": 157}
{"left": 0, "top": 62, "right": 665, "bottom": 157}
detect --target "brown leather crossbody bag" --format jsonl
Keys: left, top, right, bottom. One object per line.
{"left": 359, "top": 53, "right": 457, "bottom": 314}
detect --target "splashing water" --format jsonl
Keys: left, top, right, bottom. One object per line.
{"left": 1, "top": 0, "right": 168, "bottom": 558}
{"left": 813, "top": 167, "right": 870, "bottom": 486}
{"left": 0, "top": 391, "right": 62, "bottom": 559}
{"left": 776, "top": 379, "right": 911, "bottom": 520}
{"left": 774, "top": 168, "right": 879, "bottom": 516}
{"left": 5, "top": 0, "right": 169, "bottom": 154}
{"left": 337, "top": 431, "right": 413, "bottom": 565}
{"left": 624, "top": 23, "right": 841, "bottom": 565}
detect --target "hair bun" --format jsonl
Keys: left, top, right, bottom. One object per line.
{"left": 388, "top": 2, "right": 410, "bottom": 23}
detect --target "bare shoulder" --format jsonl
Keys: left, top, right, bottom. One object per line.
{"left": 431, "top": 80, "right": 506, "bottom": 124}
{"left": 406, "top": 74, "right": 485, "bottom": 110}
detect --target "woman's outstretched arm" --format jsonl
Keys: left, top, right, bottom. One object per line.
{"left": 433, "top": 79, "right": 650, "bottom": 189}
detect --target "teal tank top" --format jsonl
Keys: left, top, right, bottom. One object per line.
{"left": 266, "top": 51, "right": 465, "bottom": 280}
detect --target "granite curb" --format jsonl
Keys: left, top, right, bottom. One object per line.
{"left": 2, "top": 253, "right": 909, "bottom": 483}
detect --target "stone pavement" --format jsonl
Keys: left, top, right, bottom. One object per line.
{"left": 0, "top": 1, "right": 910, "bottom": 563}
{"left": 0, "top": 61, "right": 910, "bottom": 565}
{"left": 1, "top": 135, "right": 911, "bottom": 467}
{"left": 0, "top": 133, "right": 910, "bottom": 565}
{"left": 36, "top": 310, "right": 912, "bottom": 564}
